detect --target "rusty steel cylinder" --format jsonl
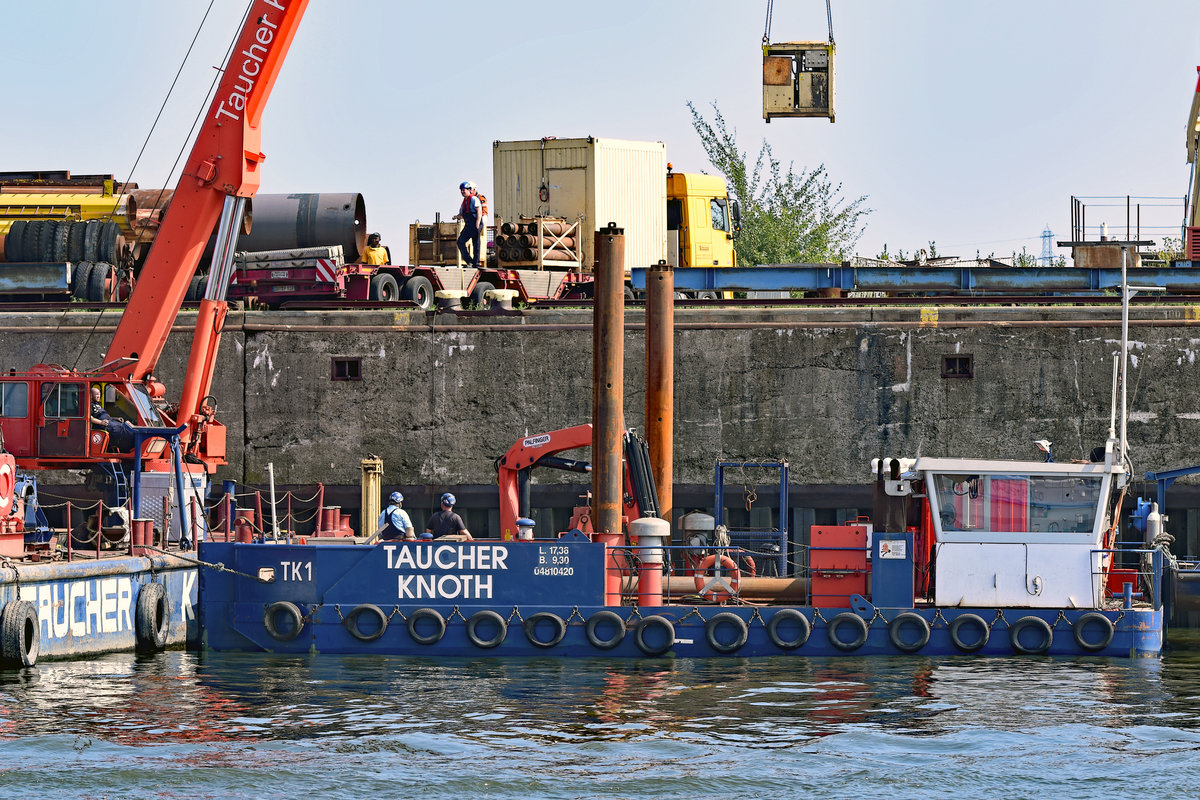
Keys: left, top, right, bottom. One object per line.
{"left": 593, "top": 223, "right": 626, "bottom": 606}
{"left": 645, "top": 261, "right": 674, "bottom": 534}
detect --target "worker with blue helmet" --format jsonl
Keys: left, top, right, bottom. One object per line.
{"left": 426, "top": 491, "right": 472, "bottom": 540}
{"left": 453, "top": 180, "right": 486, "bottom": 268}
{"left": 377, "top": 490, "right": 414, "bottom": 541}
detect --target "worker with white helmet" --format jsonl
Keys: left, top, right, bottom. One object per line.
{"left": 425, "top": 491, "right": 473, "bottom": 540}
{"left": 452, "top": 180, "right": 487, "bottom": 268}
{"left": 377, "top": 491, "right": 415, "bottom": 541}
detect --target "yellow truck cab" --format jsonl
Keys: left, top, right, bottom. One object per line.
{"left": 666, "top": 170, "right": 739, "bottom": 271}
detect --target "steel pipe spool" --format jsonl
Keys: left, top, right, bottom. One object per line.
{"left": 233, "top": 193, "right": 366, "bottom": 263}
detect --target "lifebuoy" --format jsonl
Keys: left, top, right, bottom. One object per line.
{"left": 887, "top": 612, "right": 930, "bottom": 653}
{"left": 704, "top": 612, "right": 749, "bottom": 654}
{"left": 407, "top": 608, "right": 446, "bottom": 645}
{"left": 134, "top": 582, "right": 170, "bottom": 651}
{"left": 585, "top": 610, "right": 626, "bottom": 650}
{"left": 523, "top": 612, "right": 567, "bottom": 649}
{"left": 766, "top": 609, "right": 811, "bottom": 650}
{"left": 693, "top": 554, "right": 741, "bottom": 601}
{"left": 0, "top": 600, "right": 39, "bottom": 667}
{"left": 344, "top": 604, "right": 389, "bottom": 642}
{"left": 1009, "top": 615, "right": 1054, "bottom": 655}
{"left": 827, "top": 612, "right": 869, "bottom": 651}
{"left": 263, "top": 601, "right": 305, "bottom": 642}
{"left": 0, "top": 457, "right": 14, "bottom": 518}
{"left": 465, "top": 610, "right": 508, "bottom": 649}
{"left": 949, "top": 613, "right": 990, "bottom": 652}
{"left": 1072, "top": 612, "right": 1114, "bottom": 653}
{"left": 634, "top": 615, "right": 675, "bottom": 656}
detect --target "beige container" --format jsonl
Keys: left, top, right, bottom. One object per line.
{"left": 492, "top": 137, "right": 667, "bottom": 274}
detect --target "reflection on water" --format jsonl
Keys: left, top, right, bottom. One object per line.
{"left": 0, "top": 631, "right": 1199, "bottom": 798}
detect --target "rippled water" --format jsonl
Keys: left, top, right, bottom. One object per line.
{"left": 3, "top": 633, "right": 1200, "bottom": 799}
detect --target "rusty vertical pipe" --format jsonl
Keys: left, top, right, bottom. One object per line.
{"left": 593, "top": 223, "right": 626, "bottom": 604}
{"left": 645, "top": 260, "right": 674, "bottom": 537}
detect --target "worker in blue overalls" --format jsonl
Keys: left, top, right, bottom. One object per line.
{"left": 453, "top": 180, "right": 487, "bottom": 268}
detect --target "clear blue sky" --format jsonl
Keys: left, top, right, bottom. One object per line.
{"left": 3, "top": 0, "right": 1198, "bottom": 263}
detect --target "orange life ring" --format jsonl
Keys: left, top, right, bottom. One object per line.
{"left": 693, "top": 554, "right": 741, "bottom": 601}
{"left": 0, "top": 457, "right": 14, "bottom": 518}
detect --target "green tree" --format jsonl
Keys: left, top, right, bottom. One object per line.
{"left": 688, "top": 101, "right": 870, "bottom": 266}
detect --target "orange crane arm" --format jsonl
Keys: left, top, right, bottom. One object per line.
{"left": 107, "top": 0, "right": 309, "bottom": 380}
{"left": 497, "top": 425, "right": 594, "bottom": 539}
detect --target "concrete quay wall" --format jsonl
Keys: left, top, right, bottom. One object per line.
{"left": 7, "top": 304, "right": 1200, "bottom": 494}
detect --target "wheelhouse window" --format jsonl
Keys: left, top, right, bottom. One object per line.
{"left": 42, "top": 383, "right": 83, "bottom": 419}
{"left": 0, "top": 383, "right": 28, "bottom": 418}
{"left": 931, "top": 472, "right": 1103, "bottom": 535}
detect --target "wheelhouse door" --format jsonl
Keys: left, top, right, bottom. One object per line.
{"left": 37, "top": 382, "right": 87, "bottom": 458}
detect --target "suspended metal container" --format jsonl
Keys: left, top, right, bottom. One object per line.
{"left": 763, "top": 41, "right": 835, "bottom": 123}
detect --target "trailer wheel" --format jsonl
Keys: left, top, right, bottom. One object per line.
{"left": 51, "top": 221, "right": 72, "bottom": 262}
{"left": 67, "top": 221, "right": 87, "bottom": 263}
{"left": 469, "top": 281, "right": 495, "bottom": 309}
{"left": 4, "top": 220, "right": 27, "bottom": 262}
{"left": 88, "top": 263, "right": 112, "bottom": 302}
{"left": 401, "top": 276, "right": 434, "bottom": 310}
{"left": 72, "top": 262, "right": 95, "bottom": 300}
{"left": 369, "top": 273, "right": 400, "bottom": 301}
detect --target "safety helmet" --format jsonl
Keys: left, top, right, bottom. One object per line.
{"left": 459, "top": 180, "right": 475, "bottom": 191}
{"left": 389, "top": 491, "right": 403, "bottom": 504}
{"left": 368, "top": 232, "right": 381, "bottom": 242}
{"left": 441, "top": 492, "right": 456, "bottom": 506}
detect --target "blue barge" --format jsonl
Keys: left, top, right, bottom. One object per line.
{"left": 198, "top": 454, "right": 1167, "bottom": 659}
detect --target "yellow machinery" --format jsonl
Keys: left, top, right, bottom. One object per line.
{"left": 1186, "top": 66, "right": 1200, "bottom": 259}
{"left": 666, "top": 170, "right": 738, "bottom": 270}
{"left": 762, "top": 1, "right": 836, "bottom": 122}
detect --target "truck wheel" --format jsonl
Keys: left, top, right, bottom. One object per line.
{"left": 72, "top": 262, "right": 95, "bottom": 300}
{"left": 186, "top": 274, "right": 205, "bottom": 302}
{"left": 369, "top": 273, "right": 400, "bottom": 301}
{"left": 67, "top": 221, "right": 87, "bottom": 263}
{"left": 82, "top": 220, "right": 102, "bottom": 262}
{"left": 623, "top": 285, "right": 635, "bottom": 301}
{"left": 469, "top": 281, "right": 495, "bottom": 309}
{"left": 51, "top": 221, "right": 72, "bottom": 262}
{"left": 4, "top": 220, "right": 27, "bottom": 262}
{"left": 37, "top": 219, "right": 58, "bottom": 262}
{"left": 97, "top": 222, "right": 121, "bottom": 265}
{"left": 401, "top": 276, "right": 434, "bottom": 310}
{"left": 88, "top": 263, "right": 112, "bottom": 302}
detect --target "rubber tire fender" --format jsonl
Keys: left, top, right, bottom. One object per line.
{"left": 1009, "top": 615, "right": 1054, "bottom": 655}
{"left": 465, "top": 610, "right": 508, "bottom": 649}
{"left": 947, "top": 613, "right": 990, "bottom": 652}
{"left": 369, "top": 273, "right": 400, "bottom": 301}
{"left": 887, "top": 612, "right": 931, "bottom": 653}
{"left": 406, "top": 607, "right": 445, "bottom": 645}
{"left": 1071, "top": 612, "right": 1114, "bottom": 653}
{"left": 766, "top": 608, "right": 811, "bottom": 650}
{"left": 134, "top": 581, "right": 170, "bottom": 651}
{"left": 400, "top": 275, "right": 434, "bottom": 310}
{"left": 469, "top": 281, "right": 495, "bottom": 309}
{"left": 522, "top": 611, "right": 567, "bottom": 649}
{"left": 0, "top": 600, "right": 40, "bottom": 667}
{"left": 704, "top": 611, "right": 749, "bottom": 654}
{"left": 344, "top": 603, "right": 389, "bottom": 643}
{"left": 584, "top": 610, "right": 626, "bottom": 650}
{"left": 4, "top": 220, "right": 26, "bottom": 262}
{"left": 263, "top": 601, "right": 305, "bottom": 642}
{"left": 634, "top": 615, "right": 675, "bottom": 656}
{"left": 827, "top": 612, "right": 870, "bottom": 652}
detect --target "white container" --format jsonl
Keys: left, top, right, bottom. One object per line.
{"left": 492, "top": 137, "right": 667, "bottom": 274}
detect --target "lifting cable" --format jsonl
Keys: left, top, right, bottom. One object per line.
{"left": 763, "top": 0, "right": 835, "bottom": 45}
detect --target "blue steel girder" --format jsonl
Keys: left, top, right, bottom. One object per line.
{"left": 629, "top": 265, "right": 1200, "bottom": 294}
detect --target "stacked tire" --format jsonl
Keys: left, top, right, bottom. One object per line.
{"left": 3, "top": 219, "right": 124, "bottom": 301}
